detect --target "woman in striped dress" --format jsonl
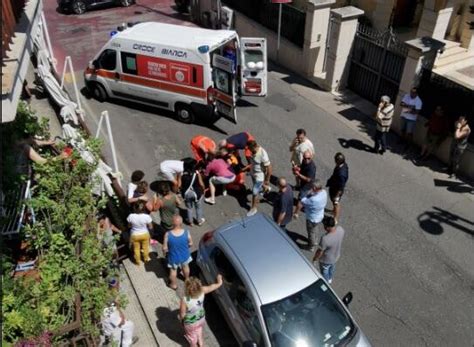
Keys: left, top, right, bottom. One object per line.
{"left": 179, "top": 275, "right": 223, "bottom": 347}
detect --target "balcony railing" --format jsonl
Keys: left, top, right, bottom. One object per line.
{"left": 2, "top": 0, "right": 27, "bottom": 61}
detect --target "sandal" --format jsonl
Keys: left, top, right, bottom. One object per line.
{"left": 166, "top": 281, "right": 178, "bottom": 291}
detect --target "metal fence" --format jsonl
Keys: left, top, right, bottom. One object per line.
{"left": 418, "top": 68, "right": 474, "bottom": 144}
{"left": 222, "top": 0, "right": 306, "bottom": 48}
{"left": 348, "top": 24, "right": 408, "bottom": 104}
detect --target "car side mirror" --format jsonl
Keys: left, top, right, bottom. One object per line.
{"left": 89, "top": 60, "right": 99, "bottom": 69}
{"left": 243, "top": 341, "right": 257, "bottom": 347}
{"left": 342, "top": 292, "right": 353, "bottom": 307}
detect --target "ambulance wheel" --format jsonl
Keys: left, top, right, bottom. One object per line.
{"left": 71, "top": 0, "right": 86, "bottom": 14}
{"left": 120, "top": 0, "right": 134, "bottom": 7}
{"left": 175, "top": 104, "right": 195, "bottom": 124}
{"left": 91, "top": 83, "right": 108, "bottom": 102}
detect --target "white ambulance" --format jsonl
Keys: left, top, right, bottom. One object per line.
{"left": 84, "top": 22, "right": 267, "bottom": 124}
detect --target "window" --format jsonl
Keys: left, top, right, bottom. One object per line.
{"left": 213, "top": 69, "right": 231, "bottom": 95}
{"left": 212, "top": 248, "right": 263, "bottom": 345}
{"left": 261, "top": 280, "right": 355, "bottom": 347}
{"left": 98, "top": 49, "right": 117, "bottom": 71}
{"left": 243, "top": 49, "right": 264, "bottom": 70}
{"left": 121, "top": 52, "right": 138, "bottom": 75}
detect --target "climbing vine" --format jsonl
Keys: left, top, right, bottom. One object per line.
{"left": 1, "top": 102, "right": 120, "bottom": 345}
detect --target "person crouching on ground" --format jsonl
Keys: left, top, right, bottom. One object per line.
{"left": 180, "top": 275, "right": 223, "bottom": 347}
{"left": 163, "top": 215, "right": 193, "bottom": 290}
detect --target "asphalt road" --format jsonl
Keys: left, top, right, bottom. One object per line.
{"left": 46, "top": 1, "right": 474, "bottom": 346}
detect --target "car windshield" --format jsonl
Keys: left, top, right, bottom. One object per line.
{"left": 261, "top": 280, "right": 355, "bottom": 347}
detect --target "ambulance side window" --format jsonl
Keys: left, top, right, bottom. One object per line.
{"left": 121, "top": 52, "right": 138, "bottom": 75}
{"left": 98, "top": 49, "right": 117, "bottom": 71}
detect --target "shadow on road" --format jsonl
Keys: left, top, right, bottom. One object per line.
{"left": 338, "top": 138, "right": 374, "bottom": 153}
{"left": 155, "top": 307, "right": 188, "bottom": 346}
{"left": 433, "top": 178, "right": 474, "bottom": 194}
{"left": 417, "top": 206, "right": 474, "bottom": 236}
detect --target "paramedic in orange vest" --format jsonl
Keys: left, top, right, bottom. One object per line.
{"left": 190, "top": 135, "right": 217, "bottom": 163}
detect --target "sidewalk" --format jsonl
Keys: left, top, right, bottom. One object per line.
{"left": 122, "top": 239, "right": 220, "bottom": 347}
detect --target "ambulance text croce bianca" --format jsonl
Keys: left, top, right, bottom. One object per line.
{"left": 84, "top": 22, "right": 268, "bottom": 124}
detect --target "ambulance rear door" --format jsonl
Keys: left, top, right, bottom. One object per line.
{"left": 211, "top": 54, "right": 237, "bottom": 124}
{"left": 239, "top": 38, "right": 267, "bottom": 97}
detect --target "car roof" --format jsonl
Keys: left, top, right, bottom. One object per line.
{"left": 216, "top": 213, "right": 320, "bottom": 305}
{"left": 117, "top": 22, "right": 237, "bottom": 52}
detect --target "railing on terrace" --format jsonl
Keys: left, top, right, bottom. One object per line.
{"left": 222, "top": 0, "right": 306, "bottom": 48}
{"left": 1, "top": 178, "right": 34, "bottom": 237}
{"left": 2, "top": 0, "right": 27, "bottom": 61}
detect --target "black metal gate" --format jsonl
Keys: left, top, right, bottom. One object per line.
{"left": 348, "top": 25, "right": 408, "bottom": 104}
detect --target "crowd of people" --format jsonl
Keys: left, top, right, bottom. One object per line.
{"left": 374, "top": 87, "right": 471, "bottom": 177}
{"left": 118, "top": 129, "right": 350, "bottom": 346}
{"left": 113, "top": 104, "right": 471, "bottom": 345}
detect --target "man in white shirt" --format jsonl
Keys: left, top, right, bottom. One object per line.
{"left": 102, "top": 302, "right": 138, "bottom": 346}
{"left": 159, "top": 160, "right": 184, "bottom": 192}
{"left": 289, "top": 128, "right": 315, "bottom": 165}
{"left": 245, "top": 140, "right": 272, "bottom": 216}
{"left": 400, "top": 87, "right": 422, "bottom": 150}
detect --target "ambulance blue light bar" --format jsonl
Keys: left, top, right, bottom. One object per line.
{"left": 198, "top": 45, "right": 210, "bottom": 54}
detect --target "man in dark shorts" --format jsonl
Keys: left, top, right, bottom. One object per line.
{"left": 326, "top": 153, "right": 348, "bottom": 223}
{"left": 272, "top": 178, "right": 294, "bottom": 231}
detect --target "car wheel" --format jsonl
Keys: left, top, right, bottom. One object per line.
{"left": 175, "top": 103, "right": 195, "bottom": 124}
{"left": 71, "top": 0, "right": 87, "bottom": 14}
{"left": 91, "top": 83, "right": 108, "bottom": 102}
{"left": 120, "top": 0, "right": 134, "bottom": 7}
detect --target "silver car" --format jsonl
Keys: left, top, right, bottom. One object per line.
{"left": 197, "top": 213, "right": 371, "bottom": 347}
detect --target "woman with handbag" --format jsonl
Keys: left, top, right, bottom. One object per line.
{"left": 181, "top": 159, "right": 206, "bottom": 226}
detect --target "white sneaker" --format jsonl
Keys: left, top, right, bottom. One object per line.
{"left": 246, "top": 208, "right": 258, "bottom": 217}
{"left": 222, "top": 189, "right": 227, "bottom": 196}
{"left": 204, "top": 198, "right": 215, "bottom": 205}
{"left": 197, "top": 218, "right": 206, "bottom": 226}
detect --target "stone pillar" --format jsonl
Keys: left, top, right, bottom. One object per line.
{"left": 371, "top": 0, "right": 396, "bottom": 30}
{"left": 416, "top": 1, "right": 454, "bottom": 40}
{"left": 302, "top": 0, "right": 335, "bottom": 79}
{"left": 324, "top": 6, "right": 364, "bottom": 92}
{"left": 393, "top": 37, "right": 445, "bottom": 133}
